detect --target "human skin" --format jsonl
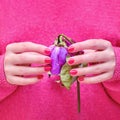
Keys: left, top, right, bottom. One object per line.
{"left": 67, "top": 39, "right": 116, "bottom": 84}
{"left": 4, "top": 42, "right": 51, "bottom": 85}
{"left": 4, "top": 40, "right": 115, "bottom": 85}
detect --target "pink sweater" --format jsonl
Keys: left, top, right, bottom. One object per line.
{"left": 0, "top": 0, "right": 120, "bottom": 119}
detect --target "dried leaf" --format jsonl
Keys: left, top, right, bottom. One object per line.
{"left": 60, "top": 63, "right": 73, "bottom": 89}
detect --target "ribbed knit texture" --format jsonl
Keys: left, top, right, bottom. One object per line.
{"left": 0, "top": 0, "right": 120, "bottom": 120}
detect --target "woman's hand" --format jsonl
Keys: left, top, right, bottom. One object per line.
{"left": 4, "top": 42, "right": 51, "bottom": 85}
{"left": 67, "top": 39, "right": 116, "bottom": 84}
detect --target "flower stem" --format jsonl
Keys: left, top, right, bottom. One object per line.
{"left": 58, "top": 34, "right": 81, "bottom": 113}
{"left": 77, "top": 80, "right": 80, "bottom": 113}
{"left": 58, "top": 34, "right": 75, "bottom": 44}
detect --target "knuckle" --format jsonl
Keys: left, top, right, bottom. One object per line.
{"left": 4, "top": 54, "right": 14, "bottom": 63}
{"left": 109, "top": 62, "right": 116, "bottom": 70}
{"left": 9, "top": 80, "right": 16, "bottom": 85}
{"left": 110, "top": 71, "right": 114, "bottom": 78}
{"left": 109, "top": 52, "right": 115, "bottom": 59}
{"left": 6, "top": 77, "right": 16, "bottom": 85}
{"left": 104, "top": 50, "right": 114, "bottom": 60}
{"left": 99, "top": 39, "right": 111, "bottom": 47}
{"left": 6, "top": 44, "right": 13, "bottom": 51}
{"left": 107, "top": 72, "right": 113, "bottom": 80}
{"left": 4, "top": 55, "right": 10, "bottom": 63}
{"left": 105, "top": 41, "right": 111, "bottom": 47}
{"left": 112, "top": 62, "right": 116, "bottom": 69}
{"left": 4, "top": 66, "right": 11, "bottom": 74}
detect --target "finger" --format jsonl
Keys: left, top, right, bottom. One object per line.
{"left": 6, "top": 42, "right": 51, "bottom": 55}
{"left": 9, "top": 52, "right": 51, "bottom": 65}
{"left": 67, "top": 39, "right": 111, "bottom": 53}
{"left": 10, "top": 66, "right": 51, "bottom": 76}
{"left": 78, "top": 71, "right": 113, "bottom": 84}
{"left": 69, "top": 62, "right": 114, "bottom": 76}
{"left": 83, "top": 49, "right": 95, "bottom": 54}
{"left": 67, "top": 50, "right": 111, "bottom": 65}
{"left": 7, "top": 75, "right": 41, "bottom": 85}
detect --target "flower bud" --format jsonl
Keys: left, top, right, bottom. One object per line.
{"left": 50, "top": 46, "right": 68, "bottom": 75}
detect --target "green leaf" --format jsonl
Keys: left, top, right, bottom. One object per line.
{"left": 60, "top": 63, "right": 73, "bottom": 89}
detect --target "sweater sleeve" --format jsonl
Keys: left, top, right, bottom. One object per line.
{"left": 0, "top": 54, "right": 17, "bottom": 102}
{"left": 102, "top": 46, "right": 120, "bottom": 104}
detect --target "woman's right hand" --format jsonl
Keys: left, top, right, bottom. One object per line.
{"left": 4, "top": 42, "right": 51, "bottom": 85}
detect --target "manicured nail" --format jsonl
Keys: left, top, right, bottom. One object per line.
{"left": 68, "top": 58, "right": 74, "bottom": 64}
{"left": 78, "top": 76, "right": 84, "bottom": 81}
{"left": 70, "top": 69, "right": 77, "bottom": 75}
{"left": 67, "top": 46, "right": 74, "bottom": 52}
{"left": 37, "top": 75, "right": 43, "bottom": 79}
{"left": 44, "top": 66, "right": 51, "bottom": 71}
{"left": 45, "top": 58, "right": 51, "bottom": 64}
{"left": 44, "top": 48, "right": 51, "bottom": 55}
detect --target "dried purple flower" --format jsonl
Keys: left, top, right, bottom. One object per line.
{"left": 50, "top": 46, "right": 68, "bottom": 75}
{"left": 49, "top": 34, "right": 86, "bottom": 113}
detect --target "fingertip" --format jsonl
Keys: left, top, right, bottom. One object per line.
{"left": 69, "top": 69, "right": 77, "bottom": 76}
{"left": 78, "top": 76, "right": 84, "bottom": 81}
{"left": 44, "top": 57, "right": 51, "bottom": 64}
{"left": 44, "top": 48, "right": 51, "bottom": 55}
{"left": 67, "top": 46, "right": 74, "bottom": 53}
{"left": 44, "top": 66, "right": 51, "bottom": 72}
{"left": 67, "top": 58, "right": 75, "bottom": 65}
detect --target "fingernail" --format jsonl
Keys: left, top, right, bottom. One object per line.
{"left": 37, "top": 75, "right": 43, "bottom": 79}
{"left": 67, "top": 46, "right": 74, "bottom": 52}
{"left": 70, "top": 69, "right": 77, "bottom": 75}
{"left": 78, "top": 76, "right": 84, "bottom": 81}
{"left": 44, "top": 48, "right": 51, "bottom": 55}
{"left": 44, "top": 66, "right": 51, "bottom": 71}
{"left": 68, "top": 58, "right": 74, "bottom": 64}
{"left": 45, "top": 58, "right": 51, "bottom": 64}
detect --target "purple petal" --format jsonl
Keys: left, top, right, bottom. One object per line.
{"left": 50, "top": 47, "right": 61, "bottom": 75}
{"left": 58, "top": 47, "right": 68, "bottom": 66}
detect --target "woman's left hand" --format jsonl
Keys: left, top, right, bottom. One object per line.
{"left": 67, "top": 39, "right": 116, "bottom": 84}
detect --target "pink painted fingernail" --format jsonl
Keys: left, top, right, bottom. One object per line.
{"left": 78, "top": 76, "right": 84, "bottom": 81}
{"left": 68, "top": 58, "right": 74, "bottom": 64}
{"left": 45, "top": 58, "right": 51, "bottom": 64}
{"left": 44, "top": 48, "right": 51, "bottom": 55}
{"left": 67, "top": 46, "right": 74, "bottom": 52}
{"left": 70, "top": 69, "right": 77, "bottom": 75}
{"left": 44, "top": 66, "right": 51, "bottom": 71}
